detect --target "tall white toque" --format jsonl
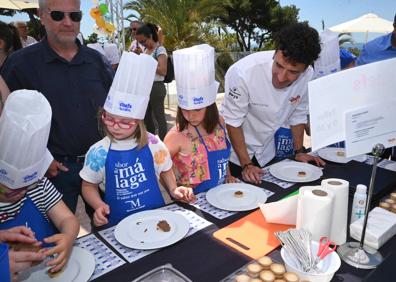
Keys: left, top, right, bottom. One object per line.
{"left": 104, "top": 51, "right": 158, "bottom": 119}
{"left": 0, "top": 90, "right": 53, "bottom": 189}
{"left": 173, "top": 44, "right": 219, "bottom": 110}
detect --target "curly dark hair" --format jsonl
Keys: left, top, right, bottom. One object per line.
{"left": 274, "top": 22, "right": 321, "bottom": 66}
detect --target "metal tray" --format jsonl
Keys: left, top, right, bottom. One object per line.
{"left": 131, "top": 263, "right": 192, "bottom": 282}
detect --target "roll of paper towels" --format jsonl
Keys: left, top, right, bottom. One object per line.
{"left": 296, "top": 186, "right": 334, "bottom": 241}
{"left": 321, "top": 178, "right": 349, "bottom": 245}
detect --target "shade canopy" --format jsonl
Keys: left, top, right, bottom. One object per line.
{"left": 329, "top": 13, "right": 394, "bottom": 33}
{"left": 0, "top": 0, "right": 38, "bottom": 10}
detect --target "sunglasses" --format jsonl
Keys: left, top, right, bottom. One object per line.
{"left": 47, "top": 9, "right": 83, "bottom": 22}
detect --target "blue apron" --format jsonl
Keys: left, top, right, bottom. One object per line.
{"left": 0, "top": 196, "right": 57, "bottom": 246}
{"left": 274, "top": 127, "right": 294, "bottom": 159}
{"left": 0, "top": 243, "right": 11, "bottom": 282}
{"left": 104, "top": 143, "right": 165, "bottom": 226}
{"left": 193, "top": 125, "right": 231, "bottom": 194}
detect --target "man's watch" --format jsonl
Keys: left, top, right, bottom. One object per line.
{"left": 294, "top": 146, "right": 306, "bottom": 154}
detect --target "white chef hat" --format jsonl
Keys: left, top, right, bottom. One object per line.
{"left": 0, "top": 90, "right": 53, "bottom": 189}
{"left": 173, "top": 44, "right": 219, "bottom": 110}
{"left": 104, "top": 51, "right": 158, "bottom": 119}
{"left": 313, "top": 29, "right": 341, "bottom": 79}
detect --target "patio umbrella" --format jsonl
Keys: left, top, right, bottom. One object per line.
{"left": 329, "top": 13, "right": 394, "bottom": 42}
{"left": 0, "top": 0, "right": 38, "bottom": 10}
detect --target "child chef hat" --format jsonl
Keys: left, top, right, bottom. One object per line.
{"left": 0, "top": 90, "right": 53, "bottom": 189}
{"left": 104, "top": 51, "right": 158, "bottom": 119}
{"left": 173, "top": 44, "right": 219, "bottom": 110}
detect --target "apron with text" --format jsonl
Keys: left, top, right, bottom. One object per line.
{"left": 105, "top": 143, "right": 165, "bottom": 226}
{"left": 193, "top": 125, "right": 231, "bottom": 194}
{"left": 0, "top": 196, "right": 57, "bottom": 245}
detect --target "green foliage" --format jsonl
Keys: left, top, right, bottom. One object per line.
{"left": 218, "top": 0, "right": 299, "bottom": 51}
{"left": 124, "top": 0, "right": 227, "bottom": 52}
{"left": 86, "top": 33, "right": 99, "bottom": 44}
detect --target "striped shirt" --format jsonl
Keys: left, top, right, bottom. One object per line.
{"left": 0, "top": 177, "right": 62, "bottom": 223}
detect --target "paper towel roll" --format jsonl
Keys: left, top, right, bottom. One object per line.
{"left": 321, "top": 178, "right": 349, "bottom": 245}
{"left": 296, "top": 186, "right": 334, "bottom": 241}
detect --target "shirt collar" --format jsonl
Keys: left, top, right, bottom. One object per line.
{"left": 382, "top": 32, "right": 394, "bottom": 51}
{"left": 42, "top": 37, "right": 94, "bottom": 64}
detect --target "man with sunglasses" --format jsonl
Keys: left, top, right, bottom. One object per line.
{"left": 128, "top": 20, "right": 145, "bottom": 54}
{"left": 1, "top": 0, "right": 114, "bottom": 214}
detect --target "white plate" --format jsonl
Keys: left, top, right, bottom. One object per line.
{"left": 384, "top": 162, "right": 396, "bottom": 172}
{"left": 206, "top": 183, "right": 268, "bottom": 211}
{"left": 114, "top": 210, "right": 189, "bottom": 250}
{"left": 269, "top": 161, "right": 323, "bottom": 183}
{"left": 20, "top": 246, "right": 95, "bottom": 282}
{"left": 318, "top": 147, "right": 367, "bottom": 164}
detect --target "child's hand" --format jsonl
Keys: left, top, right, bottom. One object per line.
{"left": 93, "top": 204, "right": 110, "bottom": 227}
{"left": 226, "top": 174, "right": 238, "bottom": 183}
{"left": 43, "top": 233, "right": 74, "bottom": 274}
{"left": 171, "top": 186, "right": 196, "bottom": 203}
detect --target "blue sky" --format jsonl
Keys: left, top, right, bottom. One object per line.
{"left": 1, "top": 0, "right": 394, "bottom": 43}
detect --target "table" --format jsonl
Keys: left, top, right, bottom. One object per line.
{"left": 91, "top": 160, "right": 396, "bottom": 282}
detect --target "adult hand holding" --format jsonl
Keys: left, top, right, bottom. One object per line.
{"left": 46, "top": 160, "right": 69, "bottom": 178}
{"left": 241, "top": 163, "right": 263, "bottom": 184}
{"left": 295, "top": 153, "right": 326, "bottom": 167}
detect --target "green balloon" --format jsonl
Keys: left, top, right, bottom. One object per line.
{"left": 99, "top": 4, "right": 108, "bottom": 15}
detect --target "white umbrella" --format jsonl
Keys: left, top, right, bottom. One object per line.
{"left": 0, "top": 0, "right": 38, "bottom": 10}
{"left": 329, "top": 13, "right": 394, "bottom": 42}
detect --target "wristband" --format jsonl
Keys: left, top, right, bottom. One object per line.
{"left": 295, "top": 147, "right": 306, "bottom": 154}
{"left": 242, "top": 162, "right": 254, "bottom": 170}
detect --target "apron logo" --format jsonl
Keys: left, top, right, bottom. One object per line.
{"left": 114, "top": 160, "right": 147, "bottom": 189}
{"left": 217, "top": 158, "right": 228, "bottom": 185}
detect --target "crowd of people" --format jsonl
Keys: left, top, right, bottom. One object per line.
{"left": 0, "top": 0, "right": 395, "bottom": 280}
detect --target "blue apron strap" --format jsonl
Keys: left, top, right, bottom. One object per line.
{"left": 194, "top": 126, "right": 209, "bottom": 152}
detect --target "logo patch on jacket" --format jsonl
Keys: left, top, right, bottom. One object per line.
{"left": 289, "top": 95, "right": 300, "bottom": 105}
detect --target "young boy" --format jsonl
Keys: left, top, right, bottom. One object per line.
{"left": 0, "top": 90, "right": 79, "bottom": 277}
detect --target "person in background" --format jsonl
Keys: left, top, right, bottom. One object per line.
{"left": 14, "top": 21, "right": 37, "bottom": 48}
{"left": 340, "top": 48, "right": 357, "bottom": 69}
{"left": 0, "top": 21, "right": 22, "bottom": 69}
{"left": 129, "top": 20, "right": 144, "bottom": 54}
{"left": 164, "top": 44, "right": 235, "bottom": 194}
{"left": 80, "top": 52, "right": 195, "bottom": 228}
{"left": 1, "top": 0, "right": 114, "bottom": 214}
{"left": 0, "top": 90, "right": 79, "bottom": 278}
{"left": 87, "top": 41, "right": 120, "bottom": 70}
{"left": 357, "top": 13, "right": 396, "bottom": 65}
{"left": 0, "top": 227, "right": 46, "bottom": 282}
{"left": 136, "top": 23, "right": 168, "bottom": 140}
{"left": 221, "top": 23, "right": 324, "bottom": 184}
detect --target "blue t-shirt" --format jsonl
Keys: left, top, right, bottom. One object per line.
{"left": 357, "top": 33, "right": 396, "bottom": 65}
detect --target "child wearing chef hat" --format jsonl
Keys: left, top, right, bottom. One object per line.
{"left": 0, "top": 90, "right": 79, "bottom": 275}
{"left": 80, "top": 52, "right": 195, "bottom": 227}
{"left": 164, "top": 44, "right": 236, "bottom": 194}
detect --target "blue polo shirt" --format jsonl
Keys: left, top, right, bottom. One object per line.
{"left": 357, "top": 32, "right": 396, "bottom": 65}
{"left": 1, "top": 38, "right": 114, "bottom": 157}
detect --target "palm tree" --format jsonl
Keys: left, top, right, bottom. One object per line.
{"left": 124, "top": 0, "right": 225, "bottom": 52}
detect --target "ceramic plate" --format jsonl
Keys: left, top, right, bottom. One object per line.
{"left": 318, "top": 147, "right": 367, "bottom": 164}
{"left": 384, "top": 162, "right": 396, "bottom": 172}
{"left": 114, "top": 210, "right": 189, "bottom": 250}
{"left": 20, "top": 246, "right": 95, "bottom": 282}
{"left": 206, "top": 183, "right": 268, "bottom": 211}
{"left": 269, "top": 161, "right": 323, "bottom": 183}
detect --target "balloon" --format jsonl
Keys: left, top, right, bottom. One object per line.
{"left": 99, "top": 4, "right": 109, "bottom": 15}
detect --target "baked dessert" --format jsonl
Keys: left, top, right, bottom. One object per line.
{"left": 297, "top": 171, "right": 306, "bottom": 177}
{"left": 270, "top": 263, "right": 286, "bottom": 278}
{"left": 47, "top": 268, "right": 64, "bottom": 278}
{"left": 234, "top": 190, "right": 244, "bottom": 198}
{"left": 379, "top": 202, "right": 391, "bottom": 210}
{"left": 390, "top": 192, "right": 396, "bottom": 201}
{"left": 260, "top": 270, "right": 275, "bottom": 282}
{"left": 385, "top": 198, "right": 396, "bottom": 205}
{"left": 274, "top": 279, "right": 286, "bottom": 282}
{"left": 336, "top": 151, "right": 345, "bottom": 157}
{"left": 284, "top": 272, "right": 299, "bottom": 282}
{"left": 250, "top": 279, "right": 263, "bottom": 282}
{"left": 157, "top": 220, "right": 171, "bottom": 232}
{"left": 234, "top": 273, "right": 250, "bottom": 282}
{"left": 257, "top": 256, "right": 272, "bottom": 269}
{"left": 246, "top": 263, "right": 262, "bottom": 278}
